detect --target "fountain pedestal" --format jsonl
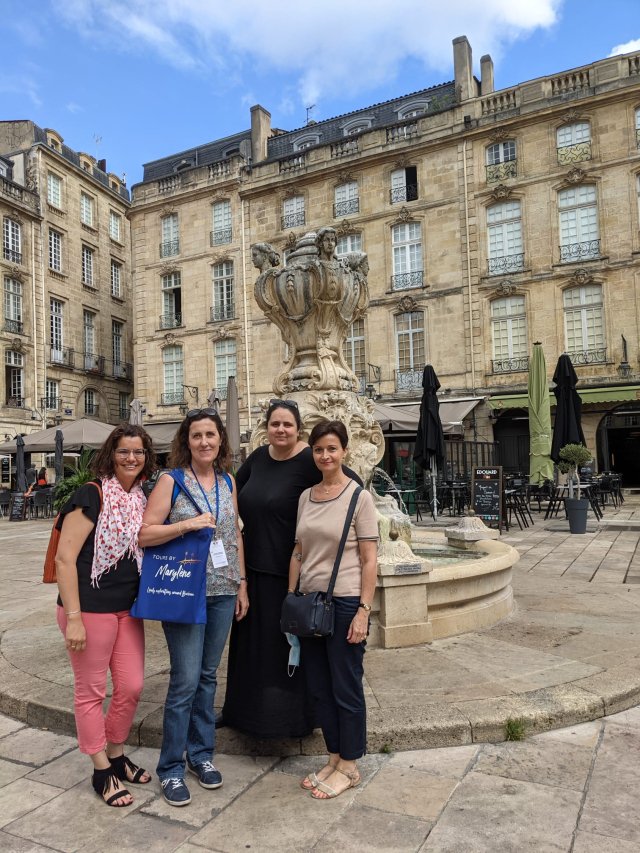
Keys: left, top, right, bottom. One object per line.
{"left": 375, "top": 535, "right": 433, "bottom": 648}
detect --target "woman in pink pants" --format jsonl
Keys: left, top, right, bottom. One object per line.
{"left": 55, "top": 424, "right": 156, "bottom": 807}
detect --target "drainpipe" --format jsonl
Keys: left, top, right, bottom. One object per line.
{"left": 462, "top": 137, "right": 476, "bottom": 392}
{"left": 240, "top": 197, "right": 252, "bottom": 428}
{"left": 34, "top": 147, "right": 45, "bottom": 429}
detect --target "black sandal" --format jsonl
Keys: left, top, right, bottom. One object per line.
{"left": 109, "top": 753, "right": 151, "bottom": 784}
{"left": 91, "top": 767, "right": 132, "bottom": 807}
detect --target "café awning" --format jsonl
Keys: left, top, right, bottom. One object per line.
{"left": 488, "top": 384, "right": 640, "bottom": 410}
{"left": 373, "top": 398, "right": 481, "bottom": 434}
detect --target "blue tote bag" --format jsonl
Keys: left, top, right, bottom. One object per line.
{"left": 130, "top": 470, "right": 211, "bottom": 624}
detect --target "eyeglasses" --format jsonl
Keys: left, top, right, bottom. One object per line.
{"left": 186, "top": 408, "right": 218, "bottom": 418}
{"left": 114, "top": 449, "right": 146, "bottom": 459}
{"left": 269, "top": 399, "right": 299, "bottom": 410}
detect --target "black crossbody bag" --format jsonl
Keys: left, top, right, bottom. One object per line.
{"left": 280, "top": 486, "right": 362, "bottom": 638}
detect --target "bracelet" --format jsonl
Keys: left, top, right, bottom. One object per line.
{"left": 239, "top": 576, "right": 247, "bottom": 582}
{"left": 65, "top": 609, "right": 81, "bottom": 616}
{"left": 178, "top": 521, "right": 184, "bottom": 537}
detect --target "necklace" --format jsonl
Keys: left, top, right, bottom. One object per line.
{"left": 318, "top": 479, "right": 346, "bottom": 495}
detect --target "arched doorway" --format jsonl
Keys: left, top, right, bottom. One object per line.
{"left": 493, "top": 408, "right": 529, "bottom": 474}
{"left": 596, "top": 404, "right": 640, "bottom": 486}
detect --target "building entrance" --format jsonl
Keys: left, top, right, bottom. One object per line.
{"left": 596, "top": 405, "right": 640, "bottom": 487}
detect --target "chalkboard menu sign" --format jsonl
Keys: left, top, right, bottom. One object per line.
{"left": 9, "top": 492, "right": 27, "bottom": 522}
{"left": 472, "top": 467, "right": 503, "bottom": 529}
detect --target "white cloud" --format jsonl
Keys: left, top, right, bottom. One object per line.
{"left": 52, "top": 0, "right": 562, "bottom": 107}
{"left": 66, "top": 102, "right": 82, "bottom": 114}
{"left": 609, "top": 38, "right": 640, "bottom": 57}
{"left": 0, "top": 73, "right": 42, "bottom": 108}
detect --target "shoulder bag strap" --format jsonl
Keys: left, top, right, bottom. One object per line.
{"left": 325, "top": 485, "right": 362, "bottom": 604}
{"left": 168, "top": 469, "right": 206, "bottom": 516}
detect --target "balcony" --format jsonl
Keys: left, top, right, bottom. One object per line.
{"left": 488, "top": 253, "right": 525, "bottom": 276}
{"left": 331, "top": 139, "right": 358, "bottom": 158}
{"left": 5, "top": 396, "right": 25, "bottom": 408}
{"left": 386, "top": 122, "right": 418, "bottom": 143}
{"left": 41, "top": 396, "right": 60, "bottom": 411}
{"left": 158, "top": 176, "right": 180, "bottom": 194}
{"left": 210, "top": 228, "right": 232, "bottom": 246}
{"left": 567, "top": 348, "right": 607, "bottom": 365}
{"left": 395, "top": 366, "right": 424, "bottom": 393}
{"left": 559, "top": 239, "right": 600, "bottom": 263}
{"left": 208, "top": 160, "right": 231, "bottom": 180}
{"left": 3, "top": 248, "right": 22, "bottom": 264}
{"left": 112, "top": 361, "right": 133, "bottom": 381}
{"left": 50, "top": 346, "right": 74, "bottom": 368}
{"left": 84, "top": 352, "right": 105, "bottom": 375}
{"left": 159, "top": 312, "right": 183, "bottom": 329}
{"left": 492, "top": 356, "right": 530, "bottom": 374}
{"left": 557, "top": 141, "right": 592, "bottom": 165}
{"left": 210, "top": 304, "right": 235, "bottom": 322}
{"left": 161, "top": 391, "right": 185, "bottom": 405}
{"left": 389, "top": 184, "right": 418, "bottom": 204}
{"left": 391, "top": 270, "right": 424, "bottom": 290}
{"left": 333, "top": 198, "right": 359, "bottom": 217}
{"left": 279, "top": 154, "right": 307, "bottom": 174}
{"left": 3, "top": 319, "right": 23, "bottom": 335}
{"left": 486, "top": 160, "right": 517, "bottom": 183}
{"left": 159, "top": 239, "right": 180, "bottom": 258}
{"left": 281, "top": 211, "right": 305, "bottom": 230}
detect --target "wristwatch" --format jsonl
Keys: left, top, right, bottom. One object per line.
{"left": 358, "top": 602, "right": 372, "bottom": 612}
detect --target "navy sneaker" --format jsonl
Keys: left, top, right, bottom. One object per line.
{"left": 161, "top": 777, "right": 191, "bottom": 806}
{"left": 187, "top": 760, "right": 223, "bottom": 789}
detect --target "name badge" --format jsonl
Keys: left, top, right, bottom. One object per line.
{"left": 209, "top": 538, "right": 228, "bottom": 568}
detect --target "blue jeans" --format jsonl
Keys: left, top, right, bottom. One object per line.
{"left": 157, "top": 594, "right": 236, "bottom": 781}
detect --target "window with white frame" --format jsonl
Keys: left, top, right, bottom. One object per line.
{"left": 80, "top": 192, "right": 94, "bottom": 227}
{"left": 215, "top": 338, "right": 236, "bottom": 395}
{"left": 558, "top": 185, "right": 599, "bottom": 261}
{"left": 211, "top": 200, "right": 232, "bottom": 245}
{"left": 487, "top": 200, "right": 524, "bottom": 274}
{"left": 392, "top": 221, "right": 423, "bottom": 289}
{"left": 161, "top": 272, "right": 182, "bottom": 328}
{"left": 395, "top": 311, "right": 425, "bottom": 377}
{"left": 563, "top": 284, "right": 605, "bottom": 360}
{"left": 83, "top": 310, "right": 96, "bottom": 370}
{"left": 293, "top": 134, "right": 320, "bottom": 151}
{"left": 490, "top": 296, "right": 527, "bottom": 372}
{"left": 485, "top": 140, "right": 517, "bottom": 182}
{"left": 334, "top": 181, "right": 359, "bottom": 217}
{"left": 84, "top": 388, "right": 97, "bottom": 416}
{"left": 118, "top": 391, "right": 129, "bottom": 421}
{"left": 47, "top": 172, "right": 62, "bottom": 208}
{"left": 50, "top": 298, "right": 64, "bottom": 363}
{"left": 212, "top": 261, "right": 234, "bottom": 321}
{"left": 112, "top": 320, "right": 125, "bottom": 377}
{"left": 3, "top": 217, "right": 22, "bottom": 263}
{"left": 342, "top": 119, "right": 372, "bottom": 136}
{"left": 162, "top": 345, "right": 184, "bottom": 404}
{"left": 282, "top": 195, "right": 305, "bottom": 229}
{"left": 390, "top": 166, "right": 418, "bottom": 203}
{"left": 556, "top": 121, "right": 591, "bottom": 164}
{"left": 336, "top": 233, "right": 362, "bottom": 256}
{"left": 45, "top": 378, "right": 59, "bottom": 410}
{"left": 343, "top": 318, "right": 365, "bottom": 379}
{"left": 5, "top": 350, "right": 24, "bottom": 406}
{"left": 160, "top": 213, "right": 179, "bottom": 257}
{"left": 109, "top": 210, "right": 122, "bottom": 241}
{"left": 3, "top": 277, "right": 23, "bottom": 334}
{"left": 49, "top": 229, "right": 62, "bottom": 271}
{"left": 111, "top": 259, "right": 122, "bottom": 298}
{"left": 397, "top": 100, "right": 430, "bottom": 119}
{"left": 81, "top": 245, "right": 94, "bottom": 286}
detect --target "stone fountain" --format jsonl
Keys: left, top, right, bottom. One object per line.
{"left": 250, "top": 229, "right": 516, "bottom": 647}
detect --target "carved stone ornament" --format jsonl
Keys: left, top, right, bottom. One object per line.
{"left": 488, "top": 127, "right": 510, "bottom": 143}
{"left": 163, "top": 333, "right": 176, "bottom": 344}
{"left": 398, "top": 295, "right": 418, "bottom": 312}
{"left": 210, "top": 327, "right": 234, "bottom": 342}
{"left": 210, "top": 253, "right": 231, "bottom": 266}
{"left": 562, "top": 108, "right": 580, "bottom": 124}
{"left": 565, "top": 167, "right": 586, "bottom": 185}
{"left": 494, "top": 280, "right": 516, "bottom": 296}
{"left": 393, "top": 206, "right": 414, "bottom": 224}
{"left": 11, "top": 338, "right": 25, "bottom": 353}
{"left": 9, "top": 266, "right": 24, "bottom": 282}
{"left": 337, "top": 171, "right": 355, "bottom": 185}
{"left": 25, "top": 153, "right": 39, "bottom": 193}
{"left": 490, "top": 184, "right": 512, "bottom": 200}
{"left": 285, "top": 231, "right": 298, "bottom": 247}
{"left": 393, "top": 155, "right": 409, "bottom": 169}
{"left": 569, "top": 268, "right": 593, "bottom": 286}
{"left": 159, "top": 262, "right": 179, "bottom": 277}
{"left": 160, "top": 206, "right": 176, "bottom": 218}
{"left": 336, "top": 219, "right": 356, "bottom": 236}
{"left": 210, "top": 191, "right": 225, "bottom": 203}
{"left": 280, "top": 185, "right": 301, "bottom": 201}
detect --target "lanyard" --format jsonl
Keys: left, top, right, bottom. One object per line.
{"left": 189, "top": 467, "right": 220, "bottom": 532}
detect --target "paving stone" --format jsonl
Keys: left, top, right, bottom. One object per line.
{"left": 0, "top": 716, "right": 25, "bottom": 739}
{"left": 0, "top": 758, "right": 31, "bottom": 788}
{"left": 25, "top": 748, "right": 89, "bottom": 789}
{"left": 529, "top": 720, "right": 601, "bottom": 749}
{"left": 573, "top": 830, "right": 639, "bottom": 852}
{"left": 316, "top": 803, "right": 431, "bottom": 852}
{"left": 473, "top": 738, "right": 593, "bottom": 791}
{"left": 76, "top": 812, "right": 194, "bottom": 853}
{"left": 0, "top": 728, "right": 77, "bottom": 767}
{"left": 357, "top": 765, "right": 458, "bottom": 821}
{"left": 0, "top": 832, "right": 55, "bottom": 852}
{"left": 278, "top": 751, "right": 386, "bottom": 785}
{"left": 387, "top": 745, "right": 479, "bottom": 778}
{"left": 0, "top": 778, "right": 63, "bottom": 829}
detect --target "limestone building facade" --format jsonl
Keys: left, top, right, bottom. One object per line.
{"left": 130, "top": 37, "right": 640, "bottom": 484}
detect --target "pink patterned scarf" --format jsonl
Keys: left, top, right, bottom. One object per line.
{"left": 91, "top": 475, "right": 146, "bottom": 586}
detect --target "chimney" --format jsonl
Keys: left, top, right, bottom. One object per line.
{"left": 453, "top": 36, "right": 474, "bottom": 102}
{"left": 250, "top": 105, "right": 271, "bottom": 164}
{"left": 480, "top": 55, "right": 494, "bottom": 95}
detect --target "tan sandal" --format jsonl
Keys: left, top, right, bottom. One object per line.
{"left": 310, "top": 768, "right": 361, "bottom": 800}
{"left": 300, "top": 759, "right": 338, "bottom": 791}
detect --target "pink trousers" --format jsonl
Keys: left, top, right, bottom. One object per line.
{"left": 57, "top": 606, "right": 145, "bottom": 755}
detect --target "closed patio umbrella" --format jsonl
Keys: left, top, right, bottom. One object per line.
{"left": 129, "top": 399, "right": 144, "bottom": 426}
{"left": 225, "top": 376, "right": 241, "bottom": 468}
{"left": 528, "top": 343, "right": 554, "bottom": 485}
{"left": 413, "top": 365, "right": 445, "bottom": 519}
{"left": 54, "top": 429, "right": 64, "bottom": 484}
{"left": 550, "top": 353, "right": 586, "bottom": 462}
{"left": 15, "top": 434, "right": 27, "bottom": 492}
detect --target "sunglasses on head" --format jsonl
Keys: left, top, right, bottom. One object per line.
{"left": 269, "top": 398, "right": 299, "bottom": 410}
{"left": 186, "top": 407, "right": 218, "bottom": 418}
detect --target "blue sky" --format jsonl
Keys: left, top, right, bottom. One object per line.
{"left": 1, "top": 0, "right": 638, "bottom": 188}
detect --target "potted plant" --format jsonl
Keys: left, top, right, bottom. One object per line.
{"left": 558, "top": 443, "right": 593, "bottom": 534}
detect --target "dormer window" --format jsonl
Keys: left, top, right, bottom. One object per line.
{"left": 175, "top": 159, "right": 193, "bottom": 172}
{"left": 293, "top": 134, "right": 321, "bottom": 152}
{"left": 341, "top": 117, "right": 374, "bottom": 137}
{"left": 397, "top": 100, "right": 430, "bottom": 120}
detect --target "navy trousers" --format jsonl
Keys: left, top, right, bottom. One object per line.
{"left": 301, "top": 596, "right": 366, "bottom": 760}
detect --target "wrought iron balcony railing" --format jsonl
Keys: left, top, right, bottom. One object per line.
{"left": 567, "top": 348, "right": 607, "bottom": 365}
{"left": 118, "top": 407, "right": 129, "bottom": 421}
{"left": 210, "top": 227, "right": 232, "bottom": 246}
{"left": 161, "top": 391, "right": 185, "bottom": 405}
{"left": 159, "top": 312, "right": 183, "bottom": 329}
{"left": 3, "top": 248, "right": 22, "bottom": 264}
{"left": 41, "top": 396, "right": 60, "bottom": 411}
{"left": 556, "top": 141, "right": 592, "bottom": 165}
{"left": 5, "top": 396, "right": 25, "bottom": 408}
{"left": 281, "top": 211, "right": 306, "bottom": 230}
{"left": 50, "top": 346, "right": 74, "bottom": 368}
{"left": 159, "top": 239, "right": 180, "bottom": 258}
{"left": 492, "top": 356, "right": 530, "bottom": 374}
{"left": 84, "top": 403, "right": 100, "bottom": 417}
{"left": 395, "top": 365, "right": 425, "bottom": 392}
{"left": 559, "top": 239, "right": 600, "bottom": 262}
{"left": 3, "top": 319, "right": 23, "bottom": 334}
{"left": 112, "top": 361, "right": 133, "bottom": 381}
{"left": 389, "top": 184, "right": 418, "bottom": 204}
{"left": 84, "top": 353, "right": 105, "bottom": 375}
{"left": 333, "top": 198, "right": 359, "bottom": 217}
{"left": 391, "top": 270, "right": 424, "bottom": 290}
{"left": 485, "top": 160, "right": 517, "bottom": 183}
{"left": 488, "top": 253, "right": 525, "bottom": 275}
{"left": 210, "top": 304, "right": 235, "bottom": 322}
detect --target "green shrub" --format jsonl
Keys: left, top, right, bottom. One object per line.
{"left": 53, "top": 449, "right": 96, "bottom": 512}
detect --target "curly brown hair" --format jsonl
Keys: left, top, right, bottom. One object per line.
{"left": 91, "top": 424, "right": 157, "bottom": 482}
{"left": 168, "top": 411, "right": 231, "bottom": 472}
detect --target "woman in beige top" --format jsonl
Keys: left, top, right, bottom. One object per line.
{"left": 289, "top": 419, "right": 378, "bottom": 800}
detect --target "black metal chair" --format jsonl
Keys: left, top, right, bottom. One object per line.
{"left": 0, "top": 490, "right": 10, "bottom": 518}
{"left": 31, "top": 490, "right": 51, "bottom": 519}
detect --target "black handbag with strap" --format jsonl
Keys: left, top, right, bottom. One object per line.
{"left": 280, "top": 485, "right": 362, "bottom": 638}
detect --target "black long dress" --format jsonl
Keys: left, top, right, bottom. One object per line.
{"left": 223, "top": 445, "right": 361, "bottom": 738}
